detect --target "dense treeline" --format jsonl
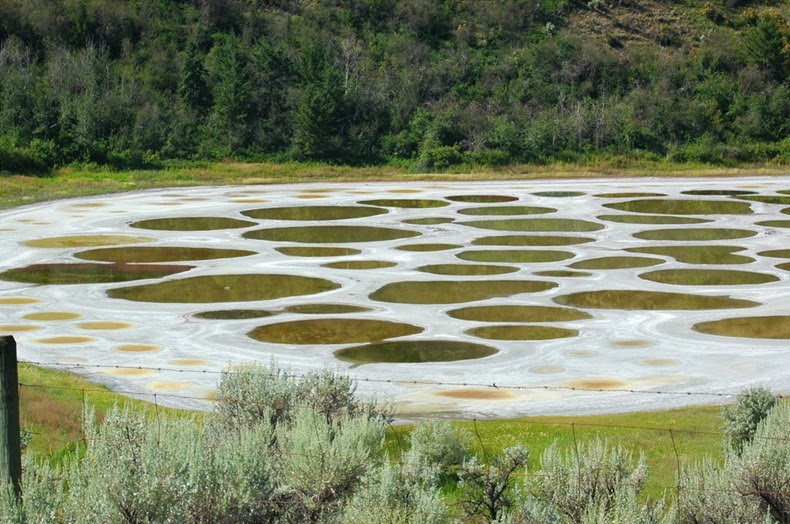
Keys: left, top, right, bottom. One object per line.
{"left": 0, "top": 0, "right": 787, "bottom": 173}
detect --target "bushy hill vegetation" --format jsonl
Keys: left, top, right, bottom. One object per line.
{"left": 0, "top": 0, "right": 787, "bottom": 173}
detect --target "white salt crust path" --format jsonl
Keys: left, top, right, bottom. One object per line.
{"left": 0, "top": 176, "right": 788, "bottom": 418}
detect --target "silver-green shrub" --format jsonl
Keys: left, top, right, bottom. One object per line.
{"left": 722, "top": 386, "right": 778, "bottom": 455}
{"left": 678, "top": 399, "right": 789, "bottom": 524}
{"left": 516, "top": 438, "right": 668, "bottom": 524}
{"left": 405, "top": 419, "right": 471, "bottom": 472}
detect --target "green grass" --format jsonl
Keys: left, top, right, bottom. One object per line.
{"left": 19, "top": 364, "right": 185, "bottom": 459}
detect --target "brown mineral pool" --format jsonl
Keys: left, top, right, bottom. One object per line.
{"left": 755, "top": 220, "right": 790, "bottom": 229}
{"left": 0, "top": 263, "right": 194, "bottom": 285}
{"left": 681, "top": 190, "right": 756, "bottom": 196}
{"left": 554, "top": 290, "right": 760, "bottom": 310}
{"left": 116, "top": 344, "right": 161, "bottom": 352}
{"left": 603, "top": 199, "right": 753, "bottom": 215}
{"left": 457, "top": 206, "right": 555, "bottom": 216}
{"left": 737, "top": 195, "right": 790, "bottom": 205}
{"left": 530, "top": 365, "right": 565, "bottom": 374}
{"left": 0, "top": 297, "right": 41, "bottom": 305}
{"left": 358, "top": 199, "right": 449, "bottom": 208}
{"left": 36, "top": 336, "right": 96, "bottom": 344}
{"left": 640, "top": 359, "right": 680, "bottom": 366}
{"left": 322, "top": 260, "right": 397, "bottom": 270}
{"left": 0, "top": 325, "right": 40, "bottom": 333}
{"left": 448, "top": 305, "right": 591, "bottom": 322}
{"left": 194, "top": 309, "right": 278, "bottom": 320}
{"left": 169, "top": 359, "right": 211, "bottom": 366}
{"left": 445, "top": 195, "right": 518, "bottom": 203}
{"left": 276, "top": 246, "right": 361, "bottom": 257}
{"left": 633, "top": 228, "right": 757, "bottom": 241}
{"left": 106, "top": 369, "right": 157, "bottom": 377}
{"left": 244, "top": 225, "right": 421, "bottom": 243}
{"left": 107, "top": 273, "right": 340, "bottom": 303}
{"left": 370, "top": 280, "right": 556, "bottom": 304}
{"left": 23, "top": 312, "right": 82, "bottom": 321}
{"left": 610, "top": 339, "right": 653, "bottom": 348}
{"left": 248, "top": 318, "right": 422, "bottom": 344}
{"left": 534, "top": 270, "right": 592, "bottom": 278}
{"left": 472, "top": 235, "right": 595, "bottom": 246}
{"left": 396, "top": 244, "right": 462, "bottom": 252}
{"left": 457, "top": 249, "right": 575, "bottom": 263}
{"left": 402, "top": 217, "right": 455, "bottom": 225}
{"left": 25, "top": 235, "right": 154, "bottom": 248}
{"left": 434, "top": 389, "right": 513, "bottom": 400}
{"left": 532, "top": 191, "right": 586, "bottom": 197}
{"left": 334, "top": 340, "right": 498, "bottom": 365}
{"left": 283, "top": 303, "right": 372, "bottom": 314}
{"left": 241, "top": 205, "right": 387, "bottom": 221}
{"left": 76, "top": 321, "right": 135, "bottom": 330}
{"left": 627, "top": 245, "right": 754, "bottom": 265}
{"left": 416, "top": 264, "right": 518, "bottom": 276}
{"left": 693, "top": 316, "right": 790, "bottom": 339}
{"left": 758, "top": 249, "right": 790, "bottom": 259}
{"left": 75, "top": 246, "right": 257, "bottom": 263}
{"left": 462, "top": 218, "right": 604, "bottom": 232}
{"left": 596, "top": 214, "right": 711, "bottom": 225}
{"left": 639, "top": 269, "right": 779, "bottom": 286}
{"left": 130, "top": 217, "right": 257, "bottom": 231}
{"left": 594, "top": 192, "right": 666, "bottom": 198}
{"left": 467, "top": 325, "right": 578, "bottom": 340}
{"left": 567, "top": 350, "right": 597, "bottom": 358}
{"left": 565, "top": 378, "right": 627, "bottom": 390}
{"left": 149, "top": 381, "right": 192, "bottom": 390}
{"left": 569, "top": 256, "right": 664, "bottom": 270}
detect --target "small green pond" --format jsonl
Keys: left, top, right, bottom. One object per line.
{"left": 130, "top": 217, "right": 257, "bottom": 231}
{"left": 627, "top": 245, "right": 754, "bottom": 264}
{"left": 554, "top": 290, "right": 760, "bottom": 310}
{"left": 416, "top": 264, "right": 518, "bottom": 276}
{"left": 370, "top": 280, "right": 557, "bottom": 304}
{"left": 472, "top": 235, "right": 595, "bottom": 246}
{"left": 322, "top": 260, "right": 397, "bottom": 270}
{"left": 0, "top": 263, "right": 193, "bottom": 285}
{"left": 248, "top": 318, "right": 422, "bottom": 344}
{"left": 457, "top": 206, "right": 555, "bottom": 216}
{"left": 358, "top": 199, "right": 449, "bottom": 208}
{"left": 75, "top": 246, "right": 256, "bottom": 263}
{"left": 462, "top": 218, "right": 604, "bottom": 232}
{"left": 448, "top": 305, "right": 591, "bottom": 322}
{"left": 241, "top": 205, "right": 386, "bottom": 221}
{"left": 639, "top": 269, "right": 779, "bottom": 286}
{"left": 603, "top": 199, "right": 753, "bottom": 215}
{"left": 693, "top": 316, "right": 790, "bottom": 339}
{"left": 596, "top": 215, "right": 711, "bottom": 225}
{"left": 633, "top": 228, "right": 758, "bottom": 241}
{"left": 569, "top": 256, "right": 664, "bottom": 270}
{"left": 457, "top": 250, "right": 575, "bottom": 263}
{"left": 245, "top": 225, "right": 421, "bottom": 243}
{"left": 466, "top": 325, "right": 578, "bottom": 340}
{"left": 445, "top": 195, "right": 518, "bottom": 203}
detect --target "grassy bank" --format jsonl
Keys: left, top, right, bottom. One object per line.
{"left": 2, "top": 160, "right": 787, "bottom": 210}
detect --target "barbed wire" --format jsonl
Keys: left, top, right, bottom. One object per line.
{"left": 19, "top": 359, "right": 790, "bottom": 400}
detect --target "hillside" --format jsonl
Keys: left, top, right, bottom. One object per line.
{"left": 0, "top": 0, "right": 787, "bottom": 173}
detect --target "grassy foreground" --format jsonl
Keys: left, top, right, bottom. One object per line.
{"left": 1, "top": 160, "right": 787, "bottom": 210}
{"left": 21, "top": 362, "right": 723, "bottom": 499}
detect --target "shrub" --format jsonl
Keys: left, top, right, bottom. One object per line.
{"left": 723, "top": 386, "right": 778, "bottom": 454}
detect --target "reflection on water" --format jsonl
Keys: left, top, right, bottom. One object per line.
{"left": 108, "top": 274, "right": 340, "bottom": 303}
{"left": 604, "top": 199, "right": 753, "bottom": 215}
{"left": 597, "top": 214, "right": 710, "bottom": 225}
{"left": 554, "top": 290, "right": 760, "bottom": 310}
{"left": 448, "top": 305, "right": 590, "bottom": 322}
{"left": 445, "top": 194, "right": 518, "bottom": 203}
{"left": 130, "top": 217, "right": 256, "bottom": 231}
{"left": 75, "top": 246, "right": 256, "bottom": 263}
{"left": 242, "top": 205, "right": 386, "bottom": 221}
{"left": 277, "top": 246, "right": 361, "bottom": 257}
{"left": 628, "top": 245, "right": 754, "bottom": 264}
{"left": 244, "top": 225, "right": 421, "bottom": 243}
{"left": 462, "top": 218, "right": 604, "bottom": 232}
{"left": 248, "top": 318, "right": 422, "bottom": 344}
{"left": 370, "top": 280, "right": 556, "bottom": 304}
{"left": 639, "top": 269, "right": 779, "bottom": 286}
{"left": 26, "top": 235, "right": 153, "bottom": 248}
{"left": 472, "top": 235, "right": 595, "bottom": 246}
{"left": 416, "top": 264, "right": 518, "bottom": 276}
{"left": 0, "top": 263, "right": 193, "bottom": 285}
{"left": 633, "top": 228, "right": 757, "bottom": 241}
{"left": 457, "top": 249, "right": 575, "bottom": 263}
{"left": 466, "top": 325, "right": 578, "bottom": 340}
{"left": 335, "top": 339, "right": 498, "bottom": 365}
{"left": 457, "top": 206, "right": 555, "bottom": 216}
{"left": 693, "top": 315, "right": 790, "bottom": 339}
{"left": 569, "top": 256, "right": 664, "bottom": 270}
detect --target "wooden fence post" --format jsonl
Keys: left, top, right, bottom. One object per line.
{"left": 0, "top": 336, "right": 21, "bottom": 498}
